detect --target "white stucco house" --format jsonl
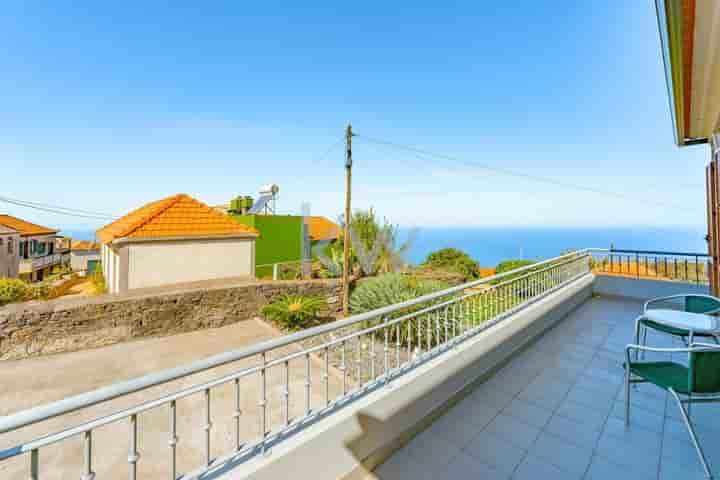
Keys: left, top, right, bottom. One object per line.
{"left": 70, "top": 240, "right": 101, "bottom": 274}
{"left": 0, "top": 224, "right": 20, "bottom": 279}
{"left": 96, "top": 193, "right": 259, "bottom": 294}
{"left": 0, "top": 215, "right": 68, "bottom": 282}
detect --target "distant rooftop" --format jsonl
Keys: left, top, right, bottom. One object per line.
{"left": 71, "top": 240, "right": 100, "bottom": 252}
{"left": 306, "top": 216, "right": 341, "bottom": 242}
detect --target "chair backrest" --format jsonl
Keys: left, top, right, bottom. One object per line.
{"left": 690, "top": 346, "right": 720, "bottom": 394}
{"left": 685, "top": 295, "right": 720, "bottom": 315}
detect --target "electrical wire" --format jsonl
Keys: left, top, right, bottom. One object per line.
{"left": 0, "top": 196, "right": 114, "bottom": 220}
{"left": 354, "top": 134, "right": 697, "bottom": 214}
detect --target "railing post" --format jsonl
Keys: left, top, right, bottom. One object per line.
{"left": 169, "top": 400, "right": 178, "bottom": 480}
{"left": 272, "top": 264, "right": 279, "bottom": 281}
{"left": 81, "top": 430, "right": 95, "bottom": 480}
{"left": 395, "top": 323, "right": 401, "bottom": 368}
{"left": 128, "top": 414, "right": 139, "bottom": 480}
{"left": 259, "top": 353, "right": 267, "bottom": 452}
{"left": 233, "top": 379, "right": 241, "bottom": 452}
{"left": 304, "top": 353, "right": 312, "bottom": 415}
{"left": 323, "top": 346, "right": 330, "bottom": 406}
{"left": 341, "top": 340, "right": 347, "bottom": 395}
{"left": 283, "top": 360, "right": 290, "bottom": 427}
{"left": 383, "top": 318, "right": 390, "bottom": 382}
{"left": 30, "top": 449, "right": 38, "bottom": 480}
{"left": 204, "top": 388, "right": 212, "bottom": 466}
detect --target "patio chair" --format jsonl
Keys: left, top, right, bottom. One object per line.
{"left": 637, "top": 294, "right": 720, "bottom": 351}
{"left": 625, "top": 342, "right": 720, "bottom": 479}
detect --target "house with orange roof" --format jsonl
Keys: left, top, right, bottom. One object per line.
{"left": 0, "top": 215, "right": 68, "bottom": 282}
{"left": 96, "top": 193, "right": 259, "bottom": 294}
{"left": 70, "top": 240, "right": 101, "bottom": 274}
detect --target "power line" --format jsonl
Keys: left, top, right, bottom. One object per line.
{"left": 354, "top": 134, "right": 696, "bottom": 214}
{"left": 0, "top": 195, "right": 115, "bottom": 217}
{"left": 0, "top": 196, "right": 114, "bottom": 220}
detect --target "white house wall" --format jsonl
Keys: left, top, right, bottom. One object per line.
{"left": 71, "top": 251, "right": 101, "bottom": 273}
{"left": 102, "top": 244, "right": 125, "bottom": 294}
{"left": 0, "top": 233, "right": 20, "bottom": 278}
{"left": 126, "top": 238, "right": 254, "bottom": 291}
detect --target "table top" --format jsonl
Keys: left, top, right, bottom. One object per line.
{"left": 644, "top": 309, "right": 720, "bottom": 334}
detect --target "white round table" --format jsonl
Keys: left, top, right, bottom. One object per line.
{"left": 643, "top": 309, "right": 720, "bottom": 336}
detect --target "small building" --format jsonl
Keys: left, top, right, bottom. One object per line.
{"left": 70, "top": 240, "right": 101, "bottom": 274}
{"left": 0, "top": 215, "right": 69, "bottom": 282}
{"left": 0, "top": 225, "right": 20, "bottom": 278}
{"left": 96, "top": 193, "right": 259, "bottom": 294}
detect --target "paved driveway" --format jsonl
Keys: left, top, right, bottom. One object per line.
{"left": 0, "top": 318, "right": 342, "bottom": 479}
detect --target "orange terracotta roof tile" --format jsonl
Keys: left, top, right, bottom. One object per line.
{"left": 96, "top": 194, "right": 259, "bottom": 244}
{"left": 71, "top": 240, "right": 100, "bottom": 251}
{"left": 0, "top": 215, "right": 57, "bottom": 237}
{"left": 306, "top": 216, "right": 341, "bottom": 241}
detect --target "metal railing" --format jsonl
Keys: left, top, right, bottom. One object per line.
{"left": 0, "top": 251, "right": 592, "bottom": 480}
{"left": 256, "top": 259, "right": 315, "bottom": 280}
{"left": 591, "top": 248, "right": 712, "bottom": 284}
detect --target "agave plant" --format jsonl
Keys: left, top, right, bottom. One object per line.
{"left": 313, "top": 209, "right": 418, "bottom": 277}
{"left": 261, "top": 294, "right": 326, "bottom": 330}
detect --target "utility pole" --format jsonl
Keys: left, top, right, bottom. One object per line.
{"left": 342, "top": 123, "right": 353, "bottom": 316}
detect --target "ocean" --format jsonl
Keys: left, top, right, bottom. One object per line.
{"left": 398, "top": 226, "right": 707, "bottom": 268}
{"left": 63, "top": 226, "right": 707, "bottom": 269}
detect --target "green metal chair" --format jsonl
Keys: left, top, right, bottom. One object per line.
{"left": 625, "top": 342, "right": 720, "bottom": 479}
{"left": 637, "top": 294, "right": 720, "bottom": 351}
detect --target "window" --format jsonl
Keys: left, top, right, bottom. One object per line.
{"left": 7, "top": 238, "right": 12, "bottom": 255}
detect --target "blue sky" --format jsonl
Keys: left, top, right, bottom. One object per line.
{"left": 0, "top": 1, "right": 709, "bottom": 231}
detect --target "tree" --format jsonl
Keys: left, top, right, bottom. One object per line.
{"left": 314, "top": 208, "right": 415, "bottom": 277}
{"left": 423, "top": 248, "right": 481, "bottom": 280}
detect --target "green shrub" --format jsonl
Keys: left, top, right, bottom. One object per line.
{"left": 262, "top": 294, "right": 326, "bottom": 330}
{"left": 495, "top": 259, "right": 536, "bottom": 274}
{"left": 423, "top": 248, "right": 481, "bottom": 280}
{"left": 0, "top": 278, "right": 33, "bottom": 305}
{"left": 350, "top": 273, "right": 449, "bottom": 315}
{"left": 90, "top": 266, "right": 106, "bottom": 294}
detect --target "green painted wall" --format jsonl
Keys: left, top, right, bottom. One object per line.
{"left": 231, "top": 214, "right": 304, "bottom": 277}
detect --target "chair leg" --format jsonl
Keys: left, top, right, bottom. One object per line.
{"left": 634, "top": 318, "right": 642, "bottom": 361}
{"left": 669, "top": 389, "right": 713, "bottom": 479}
{"left": 641, "top": 326, "right": 648, "bottom": 360}
{"left": 625, "top": 361, "right": 631, "bottom": 426}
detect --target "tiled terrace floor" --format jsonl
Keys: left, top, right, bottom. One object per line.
{"left": 371, "top": 296, "right": 720, "bottom": 480}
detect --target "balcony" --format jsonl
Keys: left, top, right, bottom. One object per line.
{"left": 18, "top": 253, "right": 69, "bottom": 274}
{"left": 371, "top": 295, "right": 719, "bottom": 480}
{"left": 0, "top": 249, "right": 717, "bottom": 480}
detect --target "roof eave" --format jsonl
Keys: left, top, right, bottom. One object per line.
{"left": 110, "top": 233, "right": 259, "bottom": 245}
{"left": 657, "top": 0, "right": 714, "bottom": 147}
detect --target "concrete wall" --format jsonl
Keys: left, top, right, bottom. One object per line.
{"left": 225, "top": 274, "right": 594, "bottom": 480}
{"left": 0, "top": 277, "right": 341, "bottom": 360}
{"left": 593, "top": 274, "right": 710, "bottom": 301}
{"left": 0, "top": 232, "right": 20, "bottom": 278}
{"left": 127, "top": 238, "right": 255, "bottom": 290}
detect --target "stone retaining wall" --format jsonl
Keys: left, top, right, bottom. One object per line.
{"left": 0, "top": 278, "right": 342, "bottom": 360}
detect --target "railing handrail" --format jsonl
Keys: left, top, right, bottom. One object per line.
{"left": 256, "top": 259, "right": 314, "bottom": 268}
{"left": 0, "top": 249, "right": 593, "bottom": 434}
{"left": 606, "top": 248, "right": 710, "bottom": 257}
